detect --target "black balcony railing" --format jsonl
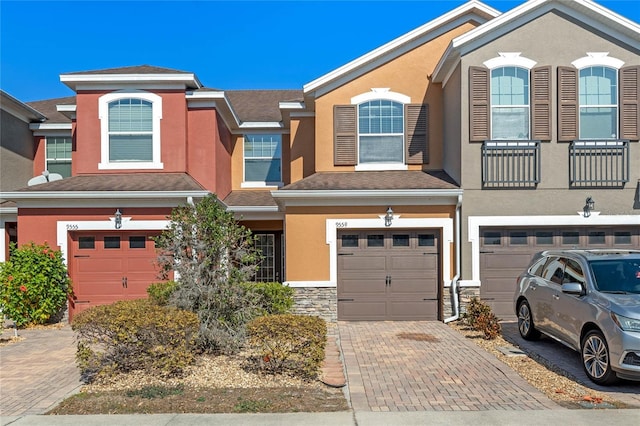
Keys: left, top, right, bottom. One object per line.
{"left": 482, "top": 141, "right": 540, "bottom": 188}
{"left": 569, "top": 140, "right": 629, "bottom": 188}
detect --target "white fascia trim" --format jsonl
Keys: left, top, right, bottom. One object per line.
{"left": 0, "top": 207, "right": 18, "bottom": 214}
{"left": 325, "top": 216, "right": 454, "bottom": 288}
{"left": 56, "top": 104, "right": 76, "bottom": 113}
{"left": 56, "top": 219, "right": 169, "bottom": 267}
{"left": 29, "top": 123, "right": 72, "bottom": 131}
{"left": 272, "top": 189, "right": 462, "bottom": 207}
{"left": 241, "top": 182, "right": 283, "bottom": 189}
{"left": 239, "top": 122, "right": 283, "bottom": 129}
{"left": 1, "top": 91, "right": 47, "bottom": 122}
{"left": 285, "top": 281, "right": 335, "bottom": 288}
{"left": 231, "top": 211, "right": 284, "bottom": 221}
{"left": 186, "top": 91, "right": 243, "bottom": 131}
{"left": 468, "top": 214, "right": 640, "bottom": 285}
{"left": 571, "top": 52, "right": 625, "bottom": 69}
{"left": 303, "top": 1, "right": 500, "bottom": 95}
{"left": 279, "top": 101, "right": 305, "bottom": 110}
{"left": 72, "top": 83, "right": 190, "bottom": 92}
{"left": 60, "top": 73, "right": 202, "bottom": 89}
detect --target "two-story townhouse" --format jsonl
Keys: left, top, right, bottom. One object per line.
{"left": 0, "top": 90, "right": 47, "bottom": 260}
{"left": 2, "top": 66, "right": 300, "bottom": 319}
{"left": 430, "top": 0, "right": 640, "bottom": 318}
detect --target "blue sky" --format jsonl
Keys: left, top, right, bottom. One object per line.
{"left": 1, "top": 0, "right": 639, "bottom": 102}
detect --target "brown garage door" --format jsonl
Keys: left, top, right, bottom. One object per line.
{"left": 480, "top": 226, "right": 640, "bottom": 319}
{"left": 69, "top": 231, "right": 163, "bottom": 319}
{"left": 337, "top": 230, "right": 440, "bottom": 321}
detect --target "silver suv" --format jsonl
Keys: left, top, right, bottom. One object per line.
{"left": 514, "top": 249, "right": 640, "bottom": 385}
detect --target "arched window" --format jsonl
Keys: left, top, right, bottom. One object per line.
{"left": 579, "top": 66, "right": 618, "bottom": 139}
{"left": 491, "top": 66, "right": 530, "bottom": 139}
{"left": 98, "top": 91, "right": 163, "bottom": 169}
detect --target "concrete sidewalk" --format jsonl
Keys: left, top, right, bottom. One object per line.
{"left": 4, "top": 410, "right": 640, "bottom": 426}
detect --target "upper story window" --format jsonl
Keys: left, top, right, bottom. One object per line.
{"left": 98, "top": 91, "right": 163, "bottom": 170}
{"left": 45, "top": 136, "right": 72, "bottom": 177}
{"left": 243, "top": 134, "right": 282, "bottom": 186}
{"left": 333, "top": 88, "right": 428, "bottom": 170}
{"left": 358, "top": 100, "right": 404, "bottom": 165}
{"left": 579, "top": 66, "right": 618, "bottom": 139}
{"left": 491, "top": 67, "right": 530, "bottom": 139}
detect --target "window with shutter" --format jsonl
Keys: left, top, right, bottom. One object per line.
{"left": 579, "top": 66, "right": 618, "bottom": 139}
{"left": 405, "top": 104, "right": 428, "bottom": 164}
{"left": 334, "top": 105, "right": 357, "bottom": 166}
{"left": 558, "top": 66, "right": 579, "bottom": 141}
{"left": 620, "top": 65, "right": 640, "bottom": 141}
{"left": 469, "top": 66, "right": 490, "bottom": 141}
{"left": 531, "top": 66, "right": 551, "bottom": 141}
{"left": 490, "top": 66, "right": 530, "bottom": 139}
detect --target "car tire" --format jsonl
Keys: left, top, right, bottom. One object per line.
{"left": 581, "top": 329, "right": 618, "bottom": 385}
{"left": 517, "top": 300, "right": 540, "bottom": 341}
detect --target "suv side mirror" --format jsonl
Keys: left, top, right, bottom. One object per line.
{"left": 561, "top": 282, "right": 584, "bottom": 295}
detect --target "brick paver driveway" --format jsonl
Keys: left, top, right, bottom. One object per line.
{"left": 338, "top": 321, "right": 561, "bottom": 412}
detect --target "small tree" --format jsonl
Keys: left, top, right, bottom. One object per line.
{"left": 154, "top": 194, "right": 262, "bottom": 353}
{"left": 0, "top": 242, "right": 72, "bottom": 327}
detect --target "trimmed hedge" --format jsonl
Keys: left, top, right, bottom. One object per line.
{"left": 72, "top": 299, "right": 199, "bottom": 382}
{"left": 246, "top": 314, "right": 326, "bottom": 379}
{"left": 241, "top": 282, "right": 294, "bottom": 315}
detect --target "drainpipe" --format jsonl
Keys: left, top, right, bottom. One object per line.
{"left": 444, "top": 194, "right": 462, "bottom": 323}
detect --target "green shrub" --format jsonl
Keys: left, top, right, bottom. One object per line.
{"left": 147, "top": 281, "right": 179, "bottom": 305}
{"left": 246, "top": 314, "right": 326, "bottom": 379}
{"left": 0, "top": 242, "right": 72, "bottom": 327}
{"left": 241, "top": 282, "right": 294, "bottom": 315}
{"left": 462, "top": 297, "right": 501, "bottom": 340}
{"left": 72, "top": 299, "right": 199, "bottom": 382}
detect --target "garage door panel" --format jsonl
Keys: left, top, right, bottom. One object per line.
{"left": 482, "top": 253, "right": 532, "bottom": 271}
{"left": 76, "top": 258, "right": 124, "bottom": 273}
{"left": 389, "top": 300, "right": 438, "bottom": 320}
{"left": 338, "top": 301, "right": 387, "bottom": 321}
{"left": 340, "top": 279, "right": 386, "bottom": 296}
{"left": 339, "top": 255, "right": 387, "bottom": 271}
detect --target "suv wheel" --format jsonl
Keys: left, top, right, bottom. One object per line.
{"left": 517, "top": 300, "right": 540, "bottom": 340}
{"left": 581, "top": 330, "right": 618, "bottom": 385}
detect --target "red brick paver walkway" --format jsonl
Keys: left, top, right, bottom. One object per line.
{"left": 339, "top": 321, "right": 561, "bottom": 412}
{"left": 0, "top": 324, "right": 81, "bottom": 417}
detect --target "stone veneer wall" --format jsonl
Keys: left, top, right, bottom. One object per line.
{"left": 291, "top": 287, "right": 337, "bottom": 323}
{"left": 442, "top": 286, "right": 480, "bottom": 319}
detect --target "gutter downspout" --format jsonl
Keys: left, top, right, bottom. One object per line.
{"left": 444, "top": 194, "right": 462, "bottom": 323}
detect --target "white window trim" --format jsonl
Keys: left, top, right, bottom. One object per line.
{"left": 571, "top": 52, "right": 624, "bottom": 70}
{"left": 98, "top": 90, "right": 163, "bottom": 170}
{"left": 483, "top": 52, "right": 537, "bottom": 70}
{"left": 353, "top": 89, "right": 410, "bottom": 170}
{"left": 242, "top": 134, "right": 282, "bottom": 186}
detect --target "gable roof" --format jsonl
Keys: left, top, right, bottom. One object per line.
{"left": 226, "top": 90, "right": 303, "bottom": 122}
{"left": 303, "top": 0, "right": 500, "bottom": 98}
{"left": 1, "top": 90, "right": 46, "bottom": 123}
{"left": 432, "top": 0, "right": 640, "bottom": 84}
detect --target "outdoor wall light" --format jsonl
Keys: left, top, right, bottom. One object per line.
{"left": 583, "top": 197, "right": 595, "bottom": 218}
{"left": 115, "top": 209, "right": 123, "bottom": 229}
{"left": 385, "top": 207, "right": 394, "bottom": 227}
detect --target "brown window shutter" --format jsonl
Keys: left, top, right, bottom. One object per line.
{"left": 531, "top": 65, "right": 551, "bottom": 141}
{"left": 469, "top": 66, "right": 490, "bottom": 142}
{"left": 620, "top": 65, "right": 640, "bottom": 141}
{"left": 558, "top": 66, "right": 578, "bottom": 141}
{"left": 334, "top": 105, "right": 357, "bottom": 166}
{"left": 405, "top": 104, "right": 428, "bottom": 164}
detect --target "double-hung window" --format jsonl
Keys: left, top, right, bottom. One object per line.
{"left": 358, "top": 100, "right": 404, "bottom": 164}
{"left": 579, "top": 66, "right": 618, "bottom": 139}
{"left": 45, "top": 136, "right": 72, "bottom": 177}
{"left": 98, "top": 91, "right": 163, "bottom": 170}
{"left": 244, "top": 134, "right": 282, "bottom": 185}
{"left": 491, "top": 66, "right": 530, "bottom": 139}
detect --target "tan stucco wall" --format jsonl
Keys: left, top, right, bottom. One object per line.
{"left": 313, "top": 22, "right": 479, "bottom": 173}
{"left": 285, "top": 205, "right": 455, "bottom": 282}
{"left": 289, "top": 116, "right": 315, "bottom": 183}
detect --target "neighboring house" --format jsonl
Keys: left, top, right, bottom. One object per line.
{"left": 0, "top": 90, "right": 47, "bottom": 260}
{"left": 1, "top": 0, "right": 639, "bottom": 322}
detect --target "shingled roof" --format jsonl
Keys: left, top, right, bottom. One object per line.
{"left": 17, "top": 173, "right": 206, "bottom": 192}
{"left": 27, "top": 96, "right": 75, "bottom": 124}
{"left": 223, "top": 190, "right": 278, "bottom": 208}
{"left": 226, "top": 90, "right": 303, "bottom": 122}
{"left": 281, "top": 171, "right": 460, "bottom": 191}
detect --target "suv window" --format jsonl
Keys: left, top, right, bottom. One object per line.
{"left": 590, "top": 259, "right": 640, "bottom": 293}
{"left": 541, "top": 257, "right": 564, "bottom": 285}
{"left": 563, "top": 258, "right": 586, "bottom": 286}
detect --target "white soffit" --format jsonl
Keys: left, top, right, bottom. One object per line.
{"left": 303, "top": 0, "right": 500, "bottom": 97}
{"left": 60, "top": 73, "right": 202, "bottom": 91}
{"left": 432, "top": 0, "right": 640, "bottom": 85}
